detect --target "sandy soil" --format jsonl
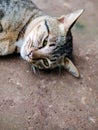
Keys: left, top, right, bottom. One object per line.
{"left": 0, "top": 0, "right": 98, "bottom": 130}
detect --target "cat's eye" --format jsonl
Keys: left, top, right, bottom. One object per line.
{"left": 43, "top": 59, "right": 49, "bottom": 66}
{"left": 49, "top": 43, "right": 55, "bottom": 47}
{"left": 42, "top": 58, "right": 51, "bottom": 68}
{"left": 43, "top": 38, "right": 47, "bottom": 47}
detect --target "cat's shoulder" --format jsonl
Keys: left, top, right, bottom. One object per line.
{"left": 0, "top": 0, "right": 40, "bottom": 55}
{"left": 0, "top": 0, "right": 37, "bottom": 32}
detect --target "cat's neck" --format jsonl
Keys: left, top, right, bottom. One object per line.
{"left": 17, "top": 5, "right": 45, "bottom": 40}
{"left": 30, "top": 7, "right": 45, "bottom": 21}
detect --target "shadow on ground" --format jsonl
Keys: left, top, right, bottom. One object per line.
{"left": 0, "top": 0, "right": 98, "bottom": 130}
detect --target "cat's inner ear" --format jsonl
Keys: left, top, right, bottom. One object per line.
{"left": 62, "top": 57, "right": 80, "bottom": 78}
{"left": 58, "top": 9, "right": 84, "bottom": 30}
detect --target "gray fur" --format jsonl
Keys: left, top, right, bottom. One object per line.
{"left": 0, "top": 0, "right": 43, "bottom": 32}
{"left": 0, "top": 0, "right": 43, "bottom": 55}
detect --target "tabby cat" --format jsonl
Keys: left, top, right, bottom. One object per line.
{"left": 0, "top": 0, "right": 83, "bottom": 78}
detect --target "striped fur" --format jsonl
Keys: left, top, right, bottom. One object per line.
{"left": 0, "top": 0, "right": 83, "bottom": 77}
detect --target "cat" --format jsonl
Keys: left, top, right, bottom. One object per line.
{"left": 0, "top": 0, "right": 83, "bottom": 78}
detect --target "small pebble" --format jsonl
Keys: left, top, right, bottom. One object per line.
{"left": 89, "top": 88, "right": 93, "bottom": 92}
{"left": 85, "top": 56, "right": 89, "bottom": 60}
{"left": 88, "top": 116, "right": 96, "bottom": 123}
{"left": 81, "top": 97, "right": 87, "bottom": 105}
{"left": 80, "top": 74, "right": 83, "bottom": 79}
{"left": 28, "top": 127, "right": 34, "bottom": 130}
{"left": 88, "top": 77, "right": 91, "bottom": 81}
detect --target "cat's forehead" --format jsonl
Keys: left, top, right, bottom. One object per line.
{"left": 46, "top": 17, "right": 65, "bottom": 35}
{"left": 25, "top": 16, "right": 65, "bottom": 37}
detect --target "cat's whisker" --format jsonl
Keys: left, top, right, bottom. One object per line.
{"left": 31, "top": 65, "right": 40, "bottom": 76}
{"left": 58, "top": 65, "right": 62, "bottom": 76}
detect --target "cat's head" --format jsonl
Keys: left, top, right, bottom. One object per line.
{"left": 20, "top": 9, "right": 83, "bottom": 75}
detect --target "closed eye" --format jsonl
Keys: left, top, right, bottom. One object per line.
{"left": 49, "top": 43, "right": 55, "bottom": 47}
{"left": 42, "top": 20, "right": 49, "bottom": 47}
{"left": 43, "top": 38, "right": 47, "bottom": 47}
{"left": 38, "top": 37, "right": 48, "bottom": 49}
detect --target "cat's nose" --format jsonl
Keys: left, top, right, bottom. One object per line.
{"left": 27, "top": 51, "right": 33, "bottom": 61}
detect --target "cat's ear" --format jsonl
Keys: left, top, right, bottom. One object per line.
{"left": 62, "top": 57, "right": 80, "bottom": 78}
{"left": 58, "top": 9, "right": 84, "bottom": 30}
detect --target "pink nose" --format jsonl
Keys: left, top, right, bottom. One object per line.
{"left": 27, "top": 51, "right": 33, "bottom": 60}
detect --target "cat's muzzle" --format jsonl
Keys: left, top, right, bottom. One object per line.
{"left": 26, "top": 50, "right": 34, "bottom": 62}
{"left": 26, "top": 49, "right": 52, "bottom": 69}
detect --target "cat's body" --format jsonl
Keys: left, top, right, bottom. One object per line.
{"left": 0, "top": 0, "right": 43, "bottom": 55}
{"left": 0, "top": 0, "right": 83, "bottom": 78}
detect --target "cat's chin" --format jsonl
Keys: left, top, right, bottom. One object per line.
{"left": 20, "top": 45, "right": 29, "bottom": 62}
{"left": 20, "top": 47, "right": 26, "bottom": 60}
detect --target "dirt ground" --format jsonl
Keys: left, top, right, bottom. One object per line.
{"left": 0, "top": 0, "right": 98, "bottom": 130}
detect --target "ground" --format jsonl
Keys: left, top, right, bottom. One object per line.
{"left": 0, "top": 0, "right": 98, "bottom": 130}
